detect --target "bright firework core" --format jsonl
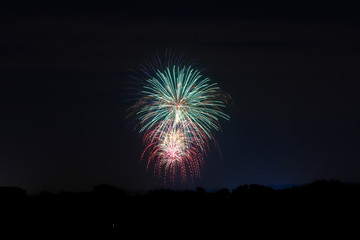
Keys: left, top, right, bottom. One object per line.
{"left": 131, "top": 55, "right": 230, "bottom": 184}
{"left": 162, "top": 129, "right": 184, "bottom": 162}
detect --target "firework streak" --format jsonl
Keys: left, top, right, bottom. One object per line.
{"left": 129, "top": 53, "right": 230, "bottom": 183}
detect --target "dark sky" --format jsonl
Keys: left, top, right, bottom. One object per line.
{"left": 1, "top": 1, "right": 359, "bottom": 194}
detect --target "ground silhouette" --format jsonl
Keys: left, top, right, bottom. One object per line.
{"left": 0, "top": 180, "right": 359, "bottom": 236}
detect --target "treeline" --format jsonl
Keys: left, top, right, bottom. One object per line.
{"left": 0, "top": 180, "right": 359, "bottom": 234}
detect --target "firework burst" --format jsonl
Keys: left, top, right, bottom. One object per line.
{"left": 128, "top": 52, "right": 230, "bottom": 183}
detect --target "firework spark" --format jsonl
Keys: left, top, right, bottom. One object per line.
{"left": 129, "top": 52, "right": 230, "bottom": 183}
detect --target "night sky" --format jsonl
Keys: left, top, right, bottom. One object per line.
{"left": 1, "top": 1, "right": 359, "bottom": 194}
